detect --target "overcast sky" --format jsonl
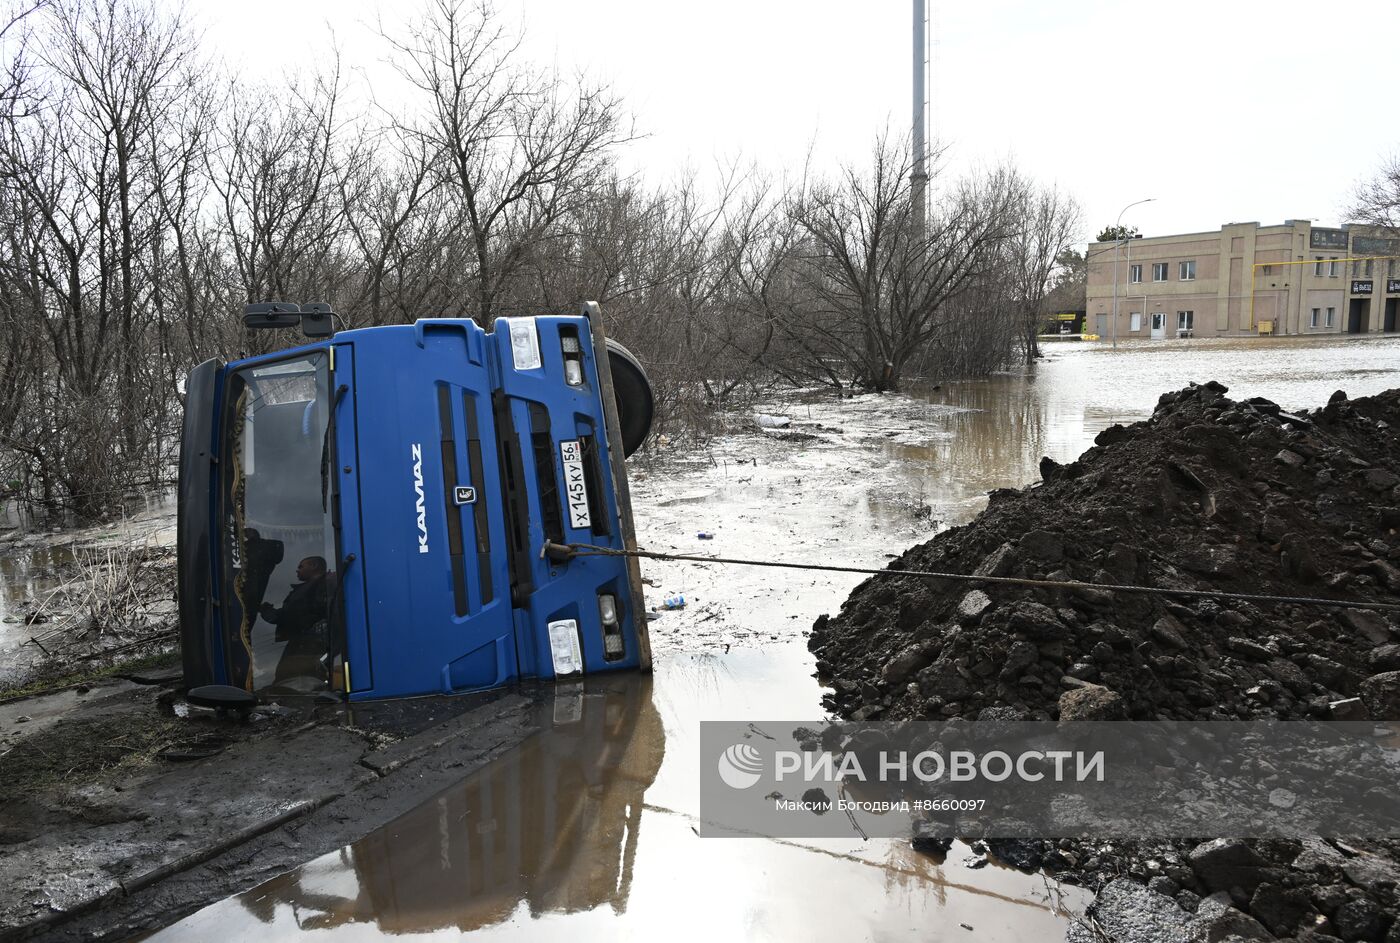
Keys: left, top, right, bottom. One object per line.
{"left": 187, "top": 0, "right": 1398, "bottom": 245}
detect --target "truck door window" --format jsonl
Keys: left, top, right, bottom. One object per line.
{"left": 219, "top": 352, "right": 338, "bottom": 693}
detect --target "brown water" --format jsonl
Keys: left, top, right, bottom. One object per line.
{"left": 885, "top": 333, "right": 1400, "bottom": 522}
{"left": 0, "top": 547, "right": 76, "bottom": 681}
{"left": 0, "top": 499, "right": 174, "bottom": 679}
{"left": 61, "top": 336, "right": 1400, "bottom": 939}
{"left": 149, "top": 653, "right": 1083, "bottom": 942}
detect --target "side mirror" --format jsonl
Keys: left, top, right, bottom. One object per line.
{"left": 300, "top": 303, "right": 336, "bottom": 338}
{"left": 244, "top": 302, "right": 302, "bottom": 329}
{"left": 243, "top": 301, "right": 339, "bottom": 338}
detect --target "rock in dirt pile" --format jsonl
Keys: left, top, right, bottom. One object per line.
{"left": 809, "top": 381, "right": 1400, "bottom": 943}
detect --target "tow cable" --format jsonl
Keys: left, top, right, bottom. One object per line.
{"left": 543, "top": 541, "right": 1400, "bottom": 613}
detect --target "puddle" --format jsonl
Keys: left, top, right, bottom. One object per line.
{"left": 0, "top": 548, "right": 74, "bottom": 682}
{"left": 0, "top": 545, "right": 75, "bottom": 621}
{"left": 147, "top": 649, "right": 1087, "bottom": 942}
{"left": 0, "top": 496, "right": 176, "bottom": 679}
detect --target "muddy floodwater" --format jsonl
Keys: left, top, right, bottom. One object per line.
{"left": 0, "top": 503, "right": 173, "bottom": 683}
{"left": 883, "top": 333, "right": 1400, "bottom": 523}
{"left": 148, "top": 656, "right": 1081, "bottom": 941}
{"left": 23, "top": 335, "right": 1400, "bottom": 939}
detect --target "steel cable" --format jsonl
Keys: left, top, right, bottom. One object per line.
{"left": 550, "top": 542, "right": 1400, "bottom": 613}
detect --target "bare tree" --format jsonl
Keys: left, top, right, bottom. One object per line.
{"left": 0, "top": 0, "right": 46, "bottom": 118}
{"left": 1348, "top": 152, "right": 1400, "bottom": 235}
{"left": 384, "top": 0, "right": 632, "bottom": 323}
{"left": 1007, "top": 182, "right": 1081, "bottom": 362}
{"left": 0, "top": 0, "right": 201, "bottom": 514}
{"left": 336, "top": 125, "right": 442, "bottom": 326}
{"left": 208, "top": 64, "right": 351, "bottom": 309}
{"left": 765, "top": 134, "right": 1022, "bottom": 392}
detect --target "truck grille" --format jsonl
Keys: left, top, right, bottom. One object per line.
{"left": 436, "top": 385, "right": 469, "bottom": 617}
{"left": 527, "top": 403, "right": 565, "bottom": 546}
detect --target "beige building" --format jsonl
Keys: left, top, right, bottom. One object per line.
{"left": 1086, "top": 220, "right": 1400, "bottom": 340}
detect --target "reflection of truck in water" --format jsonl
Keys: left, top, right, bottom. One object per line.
{"left": 177, "top": 302, "right": 654, "bottom": 701}
{"left": 153, "top": 674, "right": 664, "bottom": 936}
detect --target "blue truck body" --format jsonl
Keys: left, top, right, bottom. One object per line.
{"left": 177, "top": 307, "right": 651, "bottom": 701}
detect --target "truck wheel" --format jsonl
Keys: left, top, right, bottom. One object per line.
{"left": 606, "top": 339, "right": 653, "bottom": 457}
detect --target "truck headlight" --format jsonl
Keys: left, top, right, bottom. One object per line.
{"left": 504, "top": 318, "right": 542, "bottom": 371}
{"left": 547, "top": 619, "right": 583, "bottom": 675}
{"left": 560, "top": 328, "right": 584, "bottom": 386}
{"left": 598, "top": 593, "right": 625, "bottom": 660}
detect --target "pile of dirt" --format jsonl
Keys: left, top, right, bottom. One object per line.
{"left": 809, "top": 382, "right": 1400, "bottom": 942}
{"left": 813, "top": 382, "right": 1400, "bottom": 725}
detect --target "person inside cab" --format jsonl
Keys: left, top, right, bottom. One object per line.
{"left": 262, "top": 555, "right": 332, "bottom": 685}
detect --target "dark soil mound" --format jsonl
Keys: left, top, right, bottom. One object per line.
{"left": 809, "top": 382, "right": 1400, "bottom": 941}
{"left": 811, "top": 382, "right": 1400, "bottom": 724}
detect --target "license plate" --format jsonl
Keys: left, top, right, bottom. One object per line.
{"left": 559, "top": 440, "right": 591, "bottom": 530}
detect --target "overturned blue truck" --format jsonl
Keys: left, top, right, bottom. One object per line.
{"left": 176, "top": 302, "right": 653, "bottom": 702}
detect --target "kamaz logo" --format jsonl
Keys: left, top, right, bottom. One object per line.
{"left": 411, "top": 443, "right": 429, "bottom": 553}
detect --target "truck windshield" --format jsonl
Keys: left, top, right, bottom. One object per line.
{"left": 218, "top": 352, "right": 338, "bottom": 694}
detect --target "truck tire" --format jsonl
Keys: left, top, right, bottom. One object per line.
{"left": 606, "top": 339, "right": 654, "bottom": 457}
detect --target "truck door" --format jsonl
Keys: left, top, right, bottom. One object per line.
{"left": 348, "top": 322, "right": 517, "bottom": 697}
{"left": 216, "top": 350, "right": 339, "bottom": 694}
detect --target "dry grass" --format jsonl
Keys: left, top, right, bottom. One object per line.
{"left": 17, "top": 542, "right": 177, "bottom": 684}
{"left": 0, "top": 712, "right": 190, "bottom": 800}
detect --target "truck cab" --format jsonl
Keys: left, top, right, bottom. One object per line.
{"left": 177, "top": 303, "right": 652, "bottom": 701}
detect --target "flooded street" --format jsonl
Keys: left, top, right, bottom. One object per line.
{"left": 884, "top": 333, "right": 1400, "bottom": 522}
{"left": 13, "top": 334, "right": 1400, "bottom": 940}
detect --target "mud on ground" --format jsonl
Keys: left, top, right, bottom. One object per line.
{"left": 810, "top": 382, "right": 1400, "bottom": 942}
{"left": 0, "top": 669, "right": 543, "bottom": 943}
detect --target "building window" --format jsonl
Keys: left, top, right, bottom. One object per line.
{"left": 1326, "top": 307, "right": 1335, "bottom": 328}
{"left": 1152, "top": 262, "right": 1168, "bottom": 282}
{"left": 1353, "top": 259, "right": 1362, "bottom": 277}
{"left": 1177, "top": 310, "right": 1194, "bottom": 331}
{"left": 1390, "top": 258, "right": 1398, "bottom": 277}
{"left": 1129, "top": 264, "right": 1142, "bottom": 284}
{"left": 1314, "top": 258, "right": 1324, "bottom": 276}
{"left": 1262, "top": 265, "right": 1273, "bottom": 275}
{"left": 1130, "top": 312, "right": 1142, "bottom": 331}
{"left": 1310, "top": 307, "right": 1320, "bottom": 328}
{"left": 1179, "top": 260, "right": 1196, "bottom": 281}
{"left": 1330, "top": 260, "right": 1340, "bottom": 277}
{"left": 1364, "top": 259, "right": 1374, "bottom": 277}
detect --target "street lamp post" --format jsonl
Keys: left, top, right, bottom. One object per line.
{"left": 1110, "top": 198, "right": 1155, "bottom": 350}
